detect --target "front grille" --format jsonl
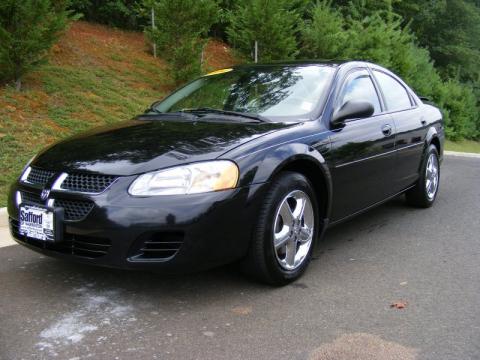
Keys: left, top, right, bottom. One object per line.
{"left": 10, "top": 218, "right": 111, "bottom": 258}
{"left": 54, "top": 199, "right": 94, "bottom": 221}
{"left": 21, "top": 191, "right": 43, "bottom": 205}
{"left": 19, "top": 191, "right": 94, "bottom": 221}
{"left": 26, "top": 167, "right": 55, "bottom": 186}
{"left": 130, "top": 232, "right": 184, "bottom": 260}
{"left": 60, "top": 173, "right": 117, "bottom": 193}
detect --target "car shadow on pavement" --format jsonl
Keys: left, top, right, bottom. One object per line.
{"left": 12, "top": 196, "right": 409, "bottom": 290}
{"left": 2, "top": 195, "right": 418, "bottom": 312}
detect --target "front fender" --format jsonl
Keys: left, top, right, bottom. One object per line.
{"left": 233, "top": 142, "right": 333, "bottom": 218}
{"left": 425, "top": 126, "right": 438, "bottom": 146}
{"left": 425, "top": 125, "right": 444, "bottom": 160}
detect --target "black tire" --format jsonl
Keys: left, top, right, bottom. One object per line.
{"left": 241, "top": 171, "right": 319, "bottom": 285}
{"left": 406, "top": 144, "right": 440, "bottom": 208}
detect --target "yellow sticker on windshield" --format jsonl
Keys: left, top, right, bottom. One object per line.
{"left": 204, "top": 68, "right": 233, "bottom": 76}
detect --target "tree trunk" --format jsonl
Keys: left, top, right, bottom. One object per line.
{"left": 15, "top": 77, "right": 22, "bottom": 91}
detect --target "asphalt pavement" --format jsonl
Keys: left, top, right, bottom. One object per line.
{"left": 0, "top": 156, "right": 479, "bottom": 360}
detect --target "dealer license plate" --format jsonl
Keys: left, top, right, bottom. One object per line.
{"left": 19, "top": 205, "right": 55, "bottom": 241}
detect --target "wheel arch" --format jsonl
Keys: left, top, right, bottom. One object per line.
{"left": 426, "top": 126, "right": 441, "bottom": 154}
{"left": 257, "top": 144, "right": 333, "bottom": 223}
{"left": 278, "top": 158, "right": 332, "bottom": 222}
{"left": 430, "top": 136, "right": 441, "bottom": 155}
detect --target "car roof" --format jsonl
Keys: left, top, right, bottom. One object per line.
{"left": 232, "top": 60, "right": 372, "bottom": 69}
{"left": 231, "top": 60, "right": 399, "bottom": 76}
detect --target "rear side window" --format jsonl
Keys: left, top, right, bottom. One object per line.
{"left": 373, "top": 71, "right": 412, "bottom": 112}
{"left": 339, "top": 72, "right": 381, "bottom": 115}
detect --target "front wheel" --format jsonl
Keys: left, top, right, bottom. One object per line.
{"left": 406, "top": 144, "right": 440, "bottom": 208}
{"left": 241, "top": 172, "right": 319, "bottom": 285}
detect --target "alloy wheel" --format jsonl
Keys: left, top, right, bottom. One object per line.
{"left": 273, "top": 190, "right": 314, "bottom": 271}
{"left": 425, "top": 153, "right": 439, "bottom": 200}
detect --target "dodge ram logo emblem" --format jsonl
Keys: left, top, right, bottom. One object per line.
{"left": 40, "top": 189, "right": 50, "bottom": 201}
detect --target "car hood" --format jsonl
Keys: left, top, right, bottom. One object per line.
{"left": 32, "top": 118, "right": 290, "bottom": 176}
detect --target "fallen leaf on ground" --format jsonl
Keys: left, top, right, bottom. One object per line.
{"left": 231, "top": 306, "right": 252, "bottom": 315}
{"left": 390, "top": 301, "right": 407, "bottom": 309}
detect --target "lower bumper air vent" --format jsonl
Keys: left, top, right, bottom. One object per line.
{"left": 10, "top": 218, "right": 111, "bottom": 258}
{"left": 129, "top": 232, "right": 184, "bottom": 261}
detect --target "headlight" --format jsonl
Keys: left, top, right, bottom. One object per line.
{"left": 128, "top": 160, "right": 239, "bottom": 196}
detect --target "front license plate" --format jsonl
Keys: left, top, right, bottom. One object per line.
{"left": 19, "top": 205, "right": 55, "bottom": 241}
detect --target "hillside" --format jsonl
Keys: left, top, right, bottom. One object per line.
{"left": 0, "top": 21, "right": 237, "bottom": 206}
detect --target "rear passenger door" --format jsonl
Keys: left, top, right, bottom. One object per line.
{"left": 329, "top": 69, "right": 396, "bottom": 221}
{"left": 371, "top": 70, "right": 425, "bottom": 191}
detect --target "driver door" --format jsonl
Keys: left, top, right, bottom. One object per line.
{"left": 329, "top": 69, "right": 397, "bottom": 221}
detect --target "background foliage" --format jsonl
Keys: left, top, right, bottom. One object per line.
{"left": 1, "top": 0, "right": 479, "bottom": 140}
{"left": 0, "top": 0, "right": 72, "bottom": 90}
{"left": 226, "top": 0, "right": 304, "bottom": 62}
{"left": 69, "top": 0, "right": 146, "bottom": 30}
{"left": 144, "top": 0, "right": 219, "bottom": 84}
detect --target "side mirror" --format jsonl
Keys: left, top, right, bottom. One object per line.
{"left": 331, "top": 100, "right": 375, "bottom": 126}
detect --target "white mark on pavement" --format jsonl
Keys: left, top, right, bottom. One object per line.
{"left": 40, "top": 311, "right": 98, "bottom": 344}
{"left": 36, "top": 285, "right": 135, "bottom": 356}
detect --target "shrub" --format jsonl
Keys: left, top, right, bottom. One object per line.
{"left": 0, "top": 0, "right": 71, "bottom": 90}
{"left": 144, "top": 0, "right": 219, "bottom": 84}
{"left": 69, "top": 0, "right": 146, "bottom": 30}
{"left": 301, "top": 0, "right": 347, "bottom": 60}
{"left": 226, "top": 0, "right": 303, "bottom": 62}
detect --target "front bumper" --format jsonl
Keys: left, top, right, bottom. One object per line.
{"left": 8, "top": 177, "right": 268, "bottom": 272}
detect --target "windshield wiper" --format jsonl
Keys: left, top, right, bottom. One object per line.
{"left": 180, "top": 107, "right": 268, "bottom": 123}
{"left": 142, "top": 108, "right": 198, "bottom": 120}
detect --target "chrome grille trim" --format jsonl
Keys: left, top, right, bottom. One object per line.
{"left": 20, "top": 167, "right": 56, "bottom": 187}
{"left": 21, "top": 167, "right": 118, "bottom": 195}
{"left": 59, "top": 173, "right": 118, "bottom": 194}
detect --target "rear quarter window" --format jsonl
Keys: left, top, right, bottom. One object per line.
{"left": 373, "top": 71, "right": 412, "bottom": 112}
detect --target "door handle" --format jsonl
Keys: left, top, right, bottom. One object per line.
{"left": 382, "top": 124, "right": 392, "bottom": 137}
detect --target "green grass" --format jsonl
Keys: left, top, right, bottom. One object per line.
{"left": 0, "top": 21, "right": 238, "bottom": 208}
{"left": 0, "top": 60, "right": 168, "bottom": 207}
{"left": 445, "top": 139, "right": 480, "bottom": 154}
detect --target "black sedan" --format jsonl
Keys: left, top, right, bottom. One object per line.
{"left": 8, "top": 61, "right": 444, "bottom": 285}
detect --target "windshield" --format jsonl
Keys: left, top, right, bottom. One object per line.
{"left": 153, "top": 65, "right": 336, "bottom": 121}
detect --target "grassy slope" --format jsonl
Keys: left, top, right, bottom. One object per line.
{"left": 0, "top": 21, "right": 237, "bottom": 207}
{"left": 445, "top": 139, "right": 480, "bottom": 154}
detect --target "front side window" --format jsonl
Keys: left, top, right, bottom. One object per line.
{"left": 154, "top": 65, "right": 336, "bottom": 120}
{"left": 339, "top": 72, "right": 381, "bottom": 115}
{"left": 373, "top": 70, "right": 412, "bottom": 112}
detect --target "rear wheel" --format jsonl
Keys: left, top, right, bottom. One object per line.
{"left": 241, "top": 172, "right": 319, "bottom": 285}
{"left": 406, "top": 144, "right": 440, "bottom": 208}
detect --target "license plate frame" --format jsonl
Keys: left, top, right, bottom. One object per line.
{"left": 19, "top": 204, "right": 63, "bottom": 242}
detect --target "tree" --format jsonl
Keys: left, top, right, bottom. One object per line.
{"left": 299, "top": 1, "right": 480, "bottom": 139}
{"left": 226, "top": 0, "right": 305, "bottom": 62}
{"left": 301, "top": 1, "right": 347, "bottom": 60}
{"left": 0, "top": 0, "right": 71, "bottom": 90}
{"left": 69, "top": 0, "right": 147, "bottom": 30}
{"left": 393, "top": 0, "right": 480, "bottom": 84}
{"left": 144, "top": 0, "right": 219, "bottom": 84}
